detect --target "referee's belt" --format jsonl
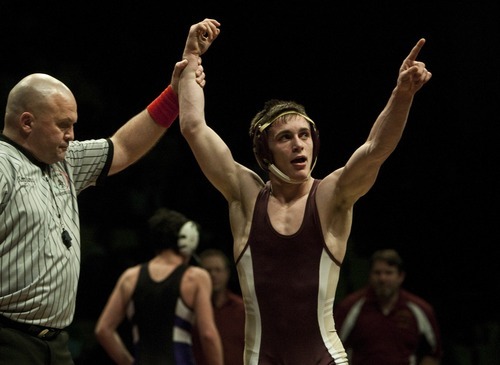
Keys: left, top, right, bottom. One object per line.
{"left": 0, "top": 314, "right": 62, "bottom": 340}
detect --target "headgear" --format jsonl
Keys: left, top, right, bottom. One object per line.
{"left": 251, "top": 111, "right": 320, "bottom": 182}
{"left": 177, "top": 221, "right": 200, "bottom": 256}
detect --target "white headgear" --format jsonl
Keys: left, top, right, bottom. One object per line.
{"left": 177, "top": 221, "right": 200, "bottom": 256}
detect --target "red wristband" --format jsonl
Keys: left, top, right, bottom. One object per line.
{"left": 147, "top": 85, "right": 179, "bottom": 128}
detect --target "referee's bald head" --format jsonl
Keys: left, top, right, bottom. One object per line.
{"left": 3, "top": 73, "right": 77, "bottom": 164}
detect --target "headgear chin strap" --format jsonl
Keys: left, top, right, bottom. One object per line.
{"left": 177, "top": 221, "right": 199, "bottom": 256}
{"left": 252, "top": 111, "right": 320, "bottom": 182}
{"left": 268, "top": 162, "right": 315, "bottom": 184}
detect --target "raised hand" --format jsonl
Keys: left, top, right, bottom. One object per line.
{"left": 397, "top": 38, "right": 432, "bottom": 94}
{"left": 183, "top": 18, "right": 221, "bottom": 58}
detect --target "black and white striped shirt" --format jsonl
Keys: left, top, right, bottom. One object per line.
{"left": 0, "top": 134, "right": 112, "bottom": 328}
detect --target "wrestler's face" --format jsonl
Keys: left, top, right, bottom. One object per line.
{"left": 369, "top": 260, "right": 405, "bottom": 300}
{"left": 267, "top": 115, "right": 314, "bottom": 181}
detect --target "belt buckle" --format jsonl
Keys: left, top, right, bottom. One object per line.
{"left": 37, "top": 328, "right": 51, "bottom": 338}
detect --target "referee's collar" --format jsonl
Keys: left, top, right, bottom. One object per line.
{"left": 0, "top": 132, "right": 49, "bottom": 171}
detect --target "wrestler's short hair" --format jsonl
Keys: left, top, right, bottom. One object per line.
{"left": 148, "top": 207, "right": 200, "bottom": 256}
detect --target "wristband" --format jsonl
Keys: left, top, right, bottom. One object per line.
{"left": 146, "top": 85, "right": 179, "bottom": 128}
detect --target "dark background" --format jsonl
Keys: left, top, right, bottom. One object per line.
{"left": 1, "top": 1, "right": 499, "bottom": 363}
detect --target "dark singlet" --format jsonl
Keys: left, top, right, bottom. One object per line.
{"left": 236, "top": 179, "right": 348, "bottom": 365}
{"left": 130, "top": 263, "right": 195, "bottom": 365}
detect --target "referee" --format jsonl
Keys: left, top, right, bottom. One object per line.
{"left": 0, "top": 20, "right": 215, "bottom": 364}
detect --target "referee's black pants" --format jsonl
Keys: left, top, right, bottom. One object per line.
{"left": 0, "top": 326, "right": 74, "bottom": 365}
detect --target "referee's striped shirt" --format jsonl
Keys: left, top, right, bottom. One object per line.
{"left": 0, "top": 135, "right": 112, "bottom": 329}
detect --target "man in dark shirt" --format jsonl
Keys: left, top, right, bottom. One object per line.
{"left": 334, "top": 249, "right": 443, "bottom": 365}
{"left": 193, "top": 249, "right": 245, "bottom": 365}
